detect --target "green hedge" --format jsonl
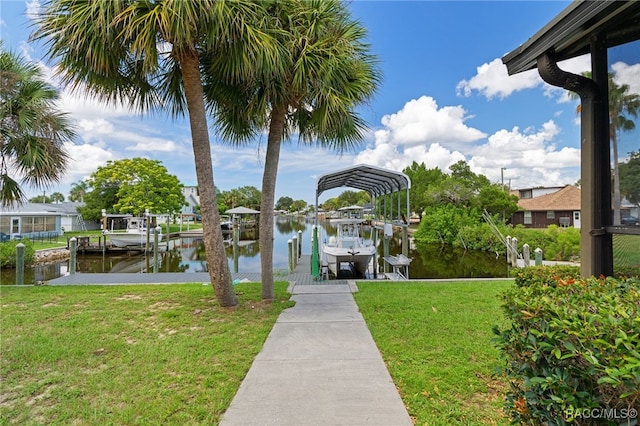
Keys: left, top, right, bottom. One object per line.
{"left": 494, "top": 266, "right": 640, "bottom": 425}
{"left": 414, "top": 207, "right": 581, "bottom": 262}
{"left": 0, "top": 239, "right": 35, "bottom": 268}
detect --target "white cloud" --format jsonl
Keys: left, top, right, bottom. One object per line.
{"left": 61, "top": 141, "right": 116, "bottom": 185}
{"left": 374, "top": 96, "right": 486, "bottom": 149}
{"left": 25, "top": 0, "right": 41, "bottom": 21}
{"left": 612, "top": 61, "right": 640, "bottom": 95}
{"left": 458, "top": 55, "right": 591, "bottom": 101}
{"left": 457, "top": 58, "right": 541, "bottom": 99}
{"left": 469, "top": 120, "right": 579, "bottom": 188}
{"left": 352, "top": 95, "right": 580, "bottom": 190}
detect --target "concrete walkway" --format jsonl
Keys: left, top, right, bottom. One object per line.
{"left": 220, "top": 283, "right": 413, "bottom": 426}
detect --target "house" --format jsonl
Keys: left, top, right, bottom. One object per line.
{"left": 513, "top": 186, "right": 565, "bottom": 200}
{"left": 181, "top": 186, "right": 200, "bottom": 219}
{"left": 0, "top": 202, "right": 94, "bottom": 240}
{"left": 510, "top": 185, "right": 581, "bottom": 229}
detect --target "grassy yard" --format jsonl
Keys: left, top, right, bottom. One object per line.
{"left": 354, "top": 280, "right": 512, "bottom": 425}
{"left": 1, "top": 282, "right": 292, "bottom": 425}
{"left": 2, "top": 280, "right": 513, "bottom": 425}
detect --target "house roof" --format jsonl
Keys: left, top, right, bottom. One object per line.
{"left": 518, "top": 185, "right": 581, "bottom": 211}
{"left": 0, "top": 202, "right": 82, "bottom": 215}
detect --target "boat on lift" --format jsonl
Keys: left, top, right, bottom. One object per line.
{"left": 104, "top": 217, "right": 164, "bottom": 248}
{"left": 312, "top": 164, "right": 412, "bottom": 281}
{"left": 321, "top": 218, "right": 376, "bottom": 278}
{"left": 220, "top": 214, "right": 233, "bottom": 231}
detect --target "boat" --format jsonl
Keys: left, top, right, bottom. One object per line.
{"left": 321, "top": 218, "right": 376, "bottom": 278}
{"left": 104, "top": 217, "right": 164, "bottom": 248}
{"left": 220, "top": 215, "right": 233, "bottom": 231}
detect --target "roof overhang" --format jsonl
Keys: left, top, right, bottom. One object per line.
{"left": 502, "top": 1, "right": 640, "bottom": 75}
{"left": 316, "top": 164, "right": 411, "bottom": 199}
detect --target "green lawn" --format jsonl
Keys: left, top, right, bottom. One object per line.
{"left": 354, "top": 280, "right": 512, "bottom": 425}
{"left": 1, "top": 282, "right": 292, "bottom": 425}
{"left": 2, "top": 280, "right": 513, "bottom": 425}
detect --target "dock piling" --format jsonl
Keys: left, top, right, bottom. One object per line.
{"left": 15, "top": 243, "right": 25, "bottom": 285}
{"left": 69, "top": 237, "right": 77, "bottom": 274}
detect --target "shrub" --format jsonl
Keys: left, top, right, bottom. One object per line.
{"left": 544, "top": 226, "right": 581, "bottom": 261}
{"left": 0, "top": 239, "right": 35, "bottom": 268}
{"left": 494, "top": 266, "right": 640, "bottom": 425}
{"left": 414, "top": 204, "right": 482, "bottom": 246}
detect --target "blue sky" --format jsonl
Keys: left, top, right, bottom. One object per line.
{"left": 2, "top": 1, "right": 639, "bottom": 205}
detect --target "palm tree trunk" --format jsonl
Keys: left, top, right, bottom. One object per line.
{"left": 260, "top": 104, "right": 287, "bottom": 301}
{"left": 611, "top": 130, "right": 621, "bottom": 225}
{"left": 180, "top": 51, "right": 237, "bottom": 307}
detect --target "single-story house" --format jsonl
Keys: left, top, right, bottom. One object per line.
{"left": 510, "top": 185, "right": 581, "bottom": 229}
{"left": 0, "top": 202, "right": 95, "bottom": 240}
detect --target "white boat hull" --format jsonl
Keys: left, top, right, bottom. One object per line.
{"left": 108, "top": 232, "right": 165, "bottom": 248}
{"left": 323, "top": 246, "right": 375, "bottom": 278}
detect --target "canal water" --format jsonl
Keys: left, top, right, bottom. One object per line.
{"left": 1, "top": 217, "right": 509, "bottom": 284}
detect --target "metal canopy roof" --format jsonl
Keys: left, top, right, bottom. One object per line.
{"left": 502, "top": 1, "right": 640, "bottom": 75}
{"left": 226, "top": 206, "right": 260, "bottom": 214}
{"left": 316, "top": 164, "right": 410, "bottom": 198}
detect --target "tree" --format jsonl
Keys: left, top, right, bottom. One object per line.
{"left": 620, "top": 150, "right": 640, "bottom": 208}
{"left": 207, "top": 0, "right": 380, "bottom": 300}
{"left": 50, "top": 191, "right": 64, "bottom": 203}
{"left": 68, "top": 180, "right": 88, "bottom": 202}
{"left": 0, "top": 46, "right": 73, "bottom": 208}
{"left": 472, "top": 184, "right": 519, "bottom": 219}
{"left": 219, "top": 186, "right": 262, "bottom": 212}
{"left": 290, "top": 199, "right": 307, "bottom": 213}
{"left": 29, "top": 194, "right": 51, "bottom": 203}
{"left": 275, "top": 196, "right": 294, "bottom": 212}
{"left": 608, "top": 76, "right": 639, "bottom": 224}
{"left": 403, "top": 162, "right": 446, "bottom": 220}
{"left": 79, "top": 158, "right": 185, "bottom": 220}
{"left": 35, "top": 0, "right": 278, "bottom": 307}
{"left": 572, "top": 72, "right": 639, "bottom": 224}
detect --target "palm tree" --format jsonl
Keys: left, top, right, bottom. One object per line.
{"left": 572, "top": 72, "right": 639, "bottom": 225}
{"left": 34, "top": 0, "right": 278, "bottom": 307}
{"left": 608, "top": 77, "right": 639, "bottom": 225}
{"left": 206, "top": 0, "right": 380, "bottom": 300}
{"left": 0, "top": 47, "right": 73, "bottom": 208}
{"left": 50, "top": 191, "right": 65, "bottom": 203}
{"left": 68, "top": 180, "right": 88, "bottom": 202}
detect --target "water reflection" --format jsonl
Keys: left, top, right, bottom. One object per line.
{"left": 1, "top": 217, "right": 509, "bottom": 284}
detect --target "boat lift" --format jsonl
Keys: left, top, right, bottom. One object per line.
{"left": 312, "top": 164, "right": 411, "bottom": 280}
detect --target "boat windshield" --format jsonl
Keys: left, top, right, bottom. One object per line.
{"left": 339, "top": 223, "right": 359, "bottom": 239}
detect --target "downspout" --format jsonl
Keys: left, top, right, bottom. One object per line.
{"left": 537, "top": 49, "right": 612, "bottom": 277}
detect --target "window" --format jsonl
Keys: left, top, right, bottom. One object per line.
{"left": 0, "top": 216, "right": 10, "bottom": 234}
{"left": 18, "top": 216, "right": 57, "bottom": 234}
{"left": 547, "top": 211, "right": 555, "bottom": 219}
{"left": 519, "top": 189, "right": 532, "bottom": 199}
{"left": 524, "top": 211, "right": 532, "bottom": 225}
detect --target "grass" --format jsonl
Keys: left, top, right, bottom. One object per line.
{"left": 0, "top": 282, "right": 293, "bottom": 425}
{"left": 2, "top": 279, "right": 514, "bottom": 425}
{"left": 353, "top": 280, "right": 512, "bottom": 425}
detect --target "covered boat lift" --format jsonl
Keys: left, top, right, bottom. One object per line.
{"left": 312, "top": 164, "right": 411, "bottom": 280}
